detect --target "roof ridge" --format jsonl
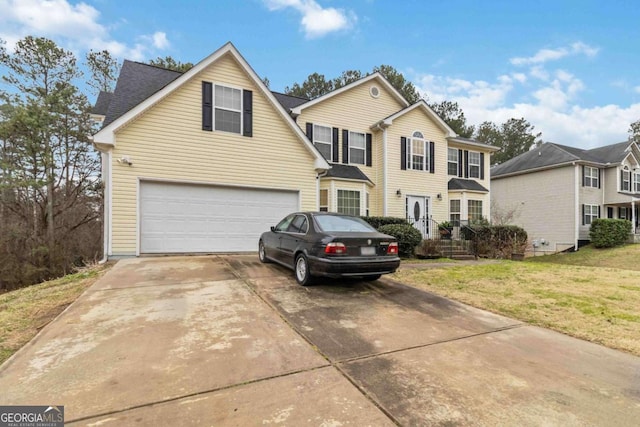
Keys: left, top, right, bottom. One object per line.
{"left": 125, "top": 59, "right": 185, "bottom": 74}
{"left": 547, "top": 142, "right": 582, "bottom": 160}
{"left": 270, "top": 90, "right": 309, "bottom": 101}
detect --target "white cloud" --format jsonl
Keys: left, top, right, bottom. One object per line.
{"left": 0, "top": 0, "right": 169, "bottom": 60}
{"left": 263, "top": 0, "right": 356, "bottom": 38}
{"left": 414, "top": 52, "right": 638, "bottom": 148}
{"left": 510, "top": 41, "right": 599, "bottom": 66}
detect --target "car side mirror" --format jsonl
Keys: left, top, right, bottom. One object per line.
{"left": 270, "top": 226, "right": 276, "bottom": 232}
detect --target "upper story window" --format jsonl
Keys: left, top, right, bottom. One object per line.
{"left": 349, "top": 131, "right": 366, "bottom": 165}
{"left": 635, "top": 173, "right": 640, "bottom": 193}
{"left": 408, "top": 131, "right": 428, "bottom": 171}
{"left": 448, "top": 148, "right": 458, "bottom": 176}
{"left": 468, "top": 151, "right": 481, "bottom": 178}
{"left": 621, "top": 167, "right": 631, "bottom": 192}
{"left": 584, "top": 166, "right": 599, "bottom": 188}
{"left": 313, "top": 124, "right": 333, "bottom": 160}
{"left": 214, "top": 85, "right": 242, "bottom": 133}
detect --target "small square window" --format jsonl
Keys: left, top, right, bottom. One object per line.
{"left": 337, "top": 190, "right": 360, "bottom": 216}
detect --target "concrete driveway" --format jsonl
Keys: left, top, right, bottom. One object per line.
{"left": 1, "top": 255, "right": 639, "bottom": 426}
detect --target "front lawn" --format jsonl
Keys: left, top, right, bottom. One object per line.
{"left": 392, "top": 246, "right": 640, "bottom": 356}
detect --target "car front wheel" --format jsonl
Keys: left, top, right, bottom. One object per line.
{"left": 295, "top": 254, "right": 313, "bottom": 286}
{"left": 258, "top": 240, "right": 270, "bottom": 263}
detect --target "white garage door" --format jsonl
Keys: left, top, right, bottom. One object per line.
{"left": 140, "top": 182, "right": 299, "bottom": 253}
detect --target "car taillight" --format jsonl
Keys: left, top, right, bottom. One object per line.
{"left": 387, "top": 242, "right": 398, "bottom": 255}
{"left": 325, "top": 242, "right": 347, "bottom": 254}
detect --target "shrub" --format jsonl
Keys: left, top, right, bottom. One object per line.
{"left": 590, "top": 219, "right": 631, "bottom": 248}
{"left": 378, "top": 223, "right": 422, "bottom": 257}
{"left": 462, "top": 223, "right": 528, "bottom": 258}
{"left": 360, "top": 216, "right": 406, "bottom": 229}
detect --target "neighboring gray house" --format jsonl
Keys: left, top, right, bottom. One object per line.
{"left": 491, "top": 141, "right": 640, "bottom": 253}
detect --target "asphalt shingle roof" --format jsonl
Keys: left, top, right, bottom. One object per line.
{"left": 91, "top": 91, "right": 113, "bottom": 116}
{"left": 102, "top": 60, "right": 183, "bottom": 127}
{"left": 448, "top": 178, "right": 488, "bottom": 192}
{"left": 325, "top": 163, "right": 372, "bottom": 182}
{"left": 271, "top": 92, "right": 309, "bottom": 110}
{"left": 491, "top": 141, "right": 635, "bottom": 177}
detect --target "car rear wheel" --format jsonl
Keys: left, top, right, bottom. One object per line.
{"left": 363, "top": 274, "right": 382, "bottom": 281}
{"left": 258, "top": 240, "right": 270, "bottom": 263}
{"left": 295, "top": 254, "right": 313, "bottom": 286}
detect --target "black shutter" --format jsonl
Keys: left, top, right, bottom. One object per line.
{"left": 202, "top": 81, "right": 212, "bottom": 131}
{"left": 429, "top": 141, "right": 435, "bottom": 174}
{"left": 582, "top": 204, "right": 585, "bottom": 226}
{"left": 401, "top": 137, "right": 407, "bottom": 170}
{"left": 242, "top": 90, "right": 253, "bottom": 137}
{"left": 332, "top": 128, "right": 339, "bottom": 163}
{"left": 598, "top": 205, "right": 601, "bottom": 218}
{"left": 458, "top": 149, "right": 463, "bottom": 177}
{"left": 464, "top": 150, "right": 469, "bottom": 178}
{"left": 342, "top": 130, "right": 349, "bottom": 164}
{"left": 621, "top": 170, "right": 624, "bottom": 191}
{"left": 366, "top": 133, "right": 372, "bottom": 167}
{"left": 598, "top": 169, "right": 601, "bottom": 188}
{"left": 306, "top": 122, "right": 313, "bottom": 140}
{"left": 480, "top": 153, "right": 485, "bottom": 180}
{"left": 582, "top": 165, "right": 586, "bottom": 187}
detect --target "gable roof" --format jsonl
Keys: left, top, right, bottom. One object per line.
{"left": 271, "top": 91, "right": 309, "bottom": 110}
{"left": 92, "top": 42, "right": 330, "bottom": 170}
{"left": 91, "top": 91, "right": 114, "bottom": 116}
{"left": 324, "top": 163, "right": 373, "bottom": 183}
{"left": 290, "top": 73, "right": 410, "bottom": 115}
{"left": 372, "top": 100, "right": 457, "bottom": 139}
{"left": 102, "top": 61, "right": 182, "bottom": 127}
{"left": 491, "top": 141, "right": 637, "bottom": 178}
{"left": 448, "top": 178, "right": 488, "bottom": 192}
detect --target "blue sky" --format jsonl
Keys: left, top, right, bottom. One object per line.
{"left": 1, "top": 0, "right": 640, "bottom": 148}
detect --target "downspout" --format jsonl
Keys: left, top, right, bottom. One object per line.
{"left": 99, "top": 150, "right": 112, "bottom": 264}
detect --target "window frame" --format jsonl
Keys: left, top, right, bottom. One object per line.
{"left": 313, "top": 124, "right": 333, "bottom": 161}
{"left": 468, "top": 200, "right": 483, "bottom": 221}
{"left": 214, "top": 83, "right": 242, "bottom": 134}
{"left": 319, "top": 189, "right": 329, "bottom": 212}
{"left": 622, "top": 167, "right": 631, "bottom": 192}
{"left": 337, "top": 189, "right": 361, "bottom": 216}
{"left": 468, "top": 151, "right": 481, "bottom": 178}
{"left": 635, "top": 173, "right": 640, "bottom": 193}
{"left": 407, "top": 138, "right": 428, "bottom": 171}
{"left": 349, "top": 131, "right": 366, "bottom": 165}
{"left": 450, "top": 199, "right": 461, "bottom": 226}
{"left": 584, "top": 204, "right": 599, "bottom": 225}
{"left": 447, "top": 148, "right": 459, "bottom": 176}
{"left": 584, "top": 166, "right": 599, "bottom": 188}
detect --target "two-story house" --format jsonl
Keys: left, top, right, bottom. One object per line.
{"left": 491, "top": 141, "right": 640, "bottom": 253}
{"left": 92, "top": 42, "right": 497, "bottom": 258}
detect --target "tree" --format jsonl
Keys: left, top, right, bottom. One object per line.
{"left": 429, "top": 100, "right": 475, "bottom": 137}
{"left": 86, "top": 49, "right": 120, "bottom": 96}
{"left": 332, "top": 70, "right": 363, "bottom": 90}
{"left": 476, "top": 118, "right": 542, "bottom": 165}
{"left": 284, "top": 72, "right": 334, "bottom": 99}
{"left": 147, "top": 56, "right": 194, "bottom": 72}
{"left": 629, "top": 119, "right": 640, "bottom": 145}
{"left": 0, "top": 36, "right": 101, "bottom": 289}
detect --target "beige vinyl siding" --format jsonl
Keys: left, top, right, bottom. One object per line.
{"left": 297, "top": 80, "right": 404, "bottom": 217}
{"left": 491, "top": 166, "right": 576, "bottom": 252}
{"left": 385, "top": 108, "right": 450, "bottom": 222}
{"left": 110, "top": 53, "right": 317, "bottom": 255}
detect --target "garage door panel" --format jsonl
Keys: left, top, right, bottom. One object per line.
{"left": 140, "top": 182, "right": 298, "bottom": 253}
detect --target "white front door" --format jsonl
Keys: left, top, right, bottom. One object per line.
{"left": 407, "top": 196, "right": 430, "bottom": 238}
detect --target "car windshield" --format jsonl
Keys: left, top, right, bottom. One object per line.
{"left": 313, "top": 215, "right": 377, "bottom": 233}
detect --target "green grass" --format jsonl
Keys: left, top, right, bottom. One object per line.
{"left": 393, "top": 246, "right": 640, "bottom": 356}
{"left": 0, "top": 264, "right": 112, "bottom": 366}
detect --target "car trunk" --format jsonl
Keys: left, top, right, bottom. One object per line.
{"left": 326, "top": 232, "right": 395, "bottom": 257}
